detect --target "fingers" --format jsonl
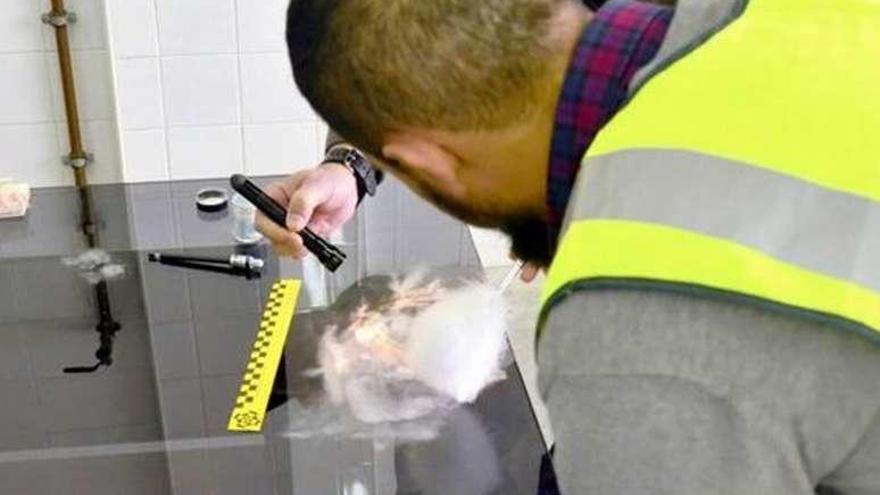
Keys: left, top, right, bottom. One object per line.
{"left": 285, "top": 179, "right": 332, "bottom": 233}
{"left": 508, "top": 251, "right": 542, "bottom": 283}
{"left": 258, "top": 166, "right": 358, "bottom": 258}
{"left": 520, "top": 263, "right": 540, "bottom": 283}
{"left": 256, "top": 212, "right": 308, "bottom": 259}
{"left": 264, "top": 172, "right": 307, "bottom": 204}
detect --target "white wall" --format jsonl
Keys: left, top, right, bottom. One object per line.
{"left": 106, "top": 0, "right": 324, "bottom": 183}
{"left": 0, "top": 0, "right": 122, "bottom": 187}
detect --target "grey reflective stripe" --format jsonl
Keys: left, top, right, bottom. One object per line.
{"left": 566, "top": 149, "right": 880, "bottom": 291}
{"left": 628, "top": 0, "right": 747, "bottom": 95}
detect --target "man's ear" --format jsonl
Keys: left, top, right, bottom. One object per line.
{"left": 382, "top": 133, "right": 467, "bottom": 197}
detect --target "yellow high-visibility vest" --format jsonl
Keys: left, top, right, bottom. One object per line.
{"left": 542, "top": 0, "right": 880, "bottom": 337}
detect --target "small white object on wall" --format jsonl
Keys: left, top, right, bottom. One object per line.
{"left": 0, "top": 179, "right": 31, "bottom": 219}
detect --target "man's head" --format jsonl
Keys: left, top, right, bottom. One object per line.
{"left": 287, "top": 0, "right": 590, "bottom": 265}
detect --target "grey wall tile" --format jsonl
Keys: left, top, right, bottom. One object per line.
{"left": 41, "top": 453, "right": 171, "bottom": 495}
{"left": 126, "top": 183, "right": 181, "bottom": 250}
{"left": 151, "top": 321, "right": 200, "bottom": 380}
{"left": 200, "top": 374, "right": 241, "bottom": 432}
{"left": 363, "top": 228, "right": 397, "bottom": 274}
{"left": 193, "top": 314, "right": 257, "bottom": 376}
{"left": 398, "top": 185, "right": 455, "bottom": 230}
{"left": 0, "top": 323, "right": 34, "bottom": 380}
{"left": 0, "top": 188, "right": 86, "bottom": 259}
{"left": 0, "top": 262, "right": 17, "bottom": 322}
{"left": 141, "top": 257, "right": 193, "bottom": 323}
{"left": 373, "top": 441, "right": 399, "bottom": 495}
{"left": 207, "top": 445, "right": 277, "bottom": 495}
{"left": 106, "top": 251, "right": 146, "bottom": 319}
{"left": 0, "top": 379, "right": 48, "bottom": 451}
{"left": 289, "top": 437, "right": 341, "bottom": 495}
{"left": 90, "top": 184, "right": 133, "bottom": 252}
{"left": 28, "top": 318, "right": 153, "bottom": 378}
{"left": 108, "top": 318, "right": 154, "bottom": 371}
{"left": 0, "top": 462, "right": 60, "bottom": 495}
{"left": 11, "top": 257, "right": 93, "bottom": 321}
{"left": 47, "top": 423, "right": 163, "bottom": 447}
{"left": 167, "top": 449, "right": 213, "bottom": 495}
{"left": 171, "top": 180, "right": 237, "bottom": 249}
{"left": 398, "top": 227, "right": 466, "bottom": 270}
{"left": 275, "top": 472, "right": 293, "bottom": 495}
{"left": 188, "top": 269, "right": 261, "bottom": 320}
{"left": 38, "top": 372, "right": 160, "bottom": 431}
{"left": 157, "top": 378, "right": 206, "bottom": 439}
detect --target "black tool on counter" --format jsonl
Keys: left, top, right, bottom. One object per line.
{"left": 230, "top": 174, "right": 346, "bottom": 272}
{"left": 148, "top": 253, "right": 265, "bottom": 280}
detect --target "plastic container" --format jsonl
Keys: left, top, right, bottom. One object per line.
{"left": 230, "top": 193, "right": 264, "bottom": 244}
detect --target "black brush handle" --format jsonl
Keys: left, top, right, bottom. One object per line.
{"left": 230, "top": 175, "right": 345, "bottom": 272}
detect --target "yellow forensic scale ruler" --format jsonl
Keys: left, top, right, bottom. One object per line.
{"left": 228, "top": 279, "right": 301, "bottom": 432}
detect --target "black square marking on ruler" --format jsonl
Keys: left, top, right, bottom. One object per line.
{"left": 259, "top": 352, "right": 267, "bottom": 358}
{"left": 256, "top": 362, "right": 264, "bottom": 368}
{"left": 245, "top": 397, "right": 254, "bottom": 403}
{"left": 249, "top": 385, "right": 258, "bottom": 391}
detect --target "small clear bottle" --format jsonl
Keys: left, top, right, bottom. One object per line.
{"left": 230, "top": 193, "right": 264, "bottom": 244}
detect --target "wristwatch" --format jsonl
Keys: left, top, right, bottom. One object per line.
{"left": 321, "top": 146, "right": 378, "bottom": 201}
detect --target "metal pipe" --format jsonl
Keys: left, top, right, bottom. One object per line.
{"left": 45, "top": 0, "right": 96, "bottom": 246}
{"left": 45, "top": 0, "right": 121, "bottom": 375}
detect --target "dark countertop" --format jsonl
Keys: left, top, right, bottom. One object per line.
{"left": 0, "top": 178, "right": 553, "bottom": 495}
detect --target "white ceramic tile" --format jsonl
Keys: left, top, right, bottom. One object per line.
{"left": 0, "top": 0, "right": 44, "bottom": 53}
{"left": 236, "top": 0, "right": 288, "bottom": 53}
{"left": 123, "top": 129, "right": 169, "bottom": 182}
{"left": 161, "top": 55, "right": 239, "bottom": 126}
{"left": 243, "top": 122, "right": 318, "bottom": 176}
{"left": 315, "top": 120, "right": 329, "bottom": 158}
{"left": 54, "top": 119, "right": 123, "bottom": 184}
{"left": 0, "top": 123, "right": 68, "bottom": 187}
{"left": 47, "top": 50, "right": 115, "bottom": 121}
{"left": 167, "top": 126, "right": 243, "bottom": 180}
{"left": 41, "top": 0, "right": 106, "bottom": 51}
{"left": 106, "top": 0, "right": 159, "bottom": 58}
{"left": 156, "top": 0, "right": 236, "bottom": 55}
{"left": 116, "top": 58, "right": 164, "bottom": 129}
{"left": 239, "top": 53, "right": 315, "bottom": 123}
{"left": 0, "top": 53, "right": 54, "bottom": 124}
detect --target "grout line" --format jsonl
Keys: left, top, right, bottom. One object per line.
{"left": 115, "top": 49, "right": 289, "bottom": 60}
{"left": 233, "top": 0, "right": 248, "bottom": 176}
{"left": 150, "top": 0, "right": 173, "bottom": 181}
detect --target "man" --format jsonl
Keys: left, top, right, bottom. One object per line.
{"left": 265, "top": 0, "right": 880, "bottom": 493}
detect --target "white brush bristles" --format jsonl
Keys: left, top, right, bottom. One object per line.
{"left": 314, "top": 274, "right": 509, "bottom": 424}
{"left": 405, "top": 284, "right": 507, "bottom": 403}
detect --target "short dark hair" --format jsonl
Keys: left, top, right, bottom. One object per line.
{"left": 287, "top": 0, "right": 559, "bottom": 155}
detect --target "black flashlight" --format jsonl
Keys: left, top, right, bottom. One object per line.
{"left": 230, "top": 174, "right": 346, "bottom": 272}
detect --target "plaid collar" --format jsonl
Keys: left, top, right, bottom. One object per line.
{"left": 546, "top": 0, "right": 672, "bottom": 250}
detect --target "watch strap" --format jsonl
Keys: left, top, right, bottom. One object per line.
{"left": 322, "top": 146, "right": 378, "bottom": 200}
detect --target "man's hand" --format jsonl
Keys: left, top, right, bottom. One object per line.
{"left": 258, "top": 164, "right": 358, "bottom": 258}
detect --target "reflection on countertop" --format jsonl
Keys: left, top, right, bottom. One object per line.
{"left": 0, "top": 177, "right": 553, "bottom": 495}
